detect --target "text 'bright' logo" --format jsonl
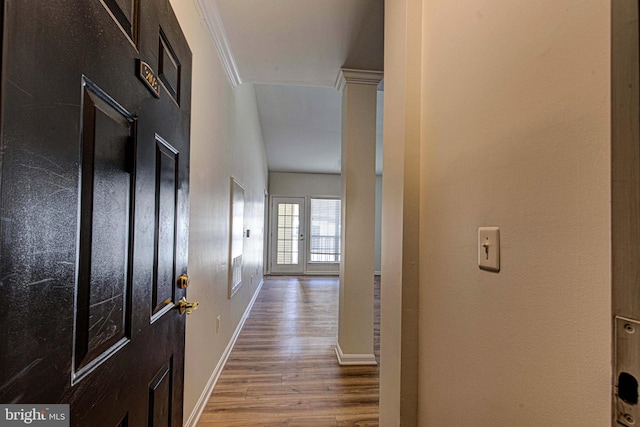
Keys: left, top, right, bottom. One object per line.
{"left": 4, "top": 408, "right": 48, "bottom": 424}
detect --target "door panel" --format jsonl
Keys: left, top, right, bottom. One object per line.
{"left": 270, "top": 197, "right": 305, "bottom": 274}
{"left": 152, "top": 136, "right": 178, "bottom": 319}
{"left": 158, "top": 30, "right": 181, "bottom": 104}
{"left": 75, "top": 77, "right": 135, "bottom": 380}
{"left": 148, "top": 359, "right": 173, "bottom": 427}
{"left": 103, "top": 0, "right": 139, "bottom": 44}
{"left": 0, "top": 0, "right": 191, "bottom": 425}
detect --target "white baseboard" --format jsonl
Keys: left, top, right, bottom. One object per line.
{"left": 185, "top": 278, "right": 264, "bottom": 427}
{"left": 302, "top": 271, "right": 339, "bottom": 276}
{"left": 335, "top": 342, "right": 377, "bottom": 366}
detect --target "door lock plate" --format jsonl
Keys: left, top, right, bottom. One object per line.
{"left": 616, "top": 316, "right": 640, "bottom": 426}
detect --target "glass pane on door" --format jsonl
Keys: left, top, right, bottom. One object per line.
{"left": 309, "top": 198, "right": 341, "bottom": 262}
{"left": 276, "top": 203, "right": 299, "bottom": 264}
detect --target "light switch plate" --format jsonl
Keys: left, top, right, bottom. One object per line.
{"left": 478, "top": 227, "right": 500, "bottom": 272}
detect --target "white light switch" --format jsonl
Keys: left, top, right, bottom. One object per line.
{"left": 478, "top": 227, "right": 500, "bottom": 272}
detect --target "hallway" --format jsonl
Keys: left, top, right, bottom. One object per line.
{"left": 197, "top": 276, "right": 380, "bottom": 426}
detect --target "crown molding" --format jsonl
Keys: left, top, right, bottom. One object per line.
{"left": 334, "top": 68, "right": 384, "bottom": 91}
{"left": 195, "top": 0, "right": 241, "bottom": 88}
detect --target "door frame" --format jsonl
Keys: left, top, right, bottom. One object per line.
{"left": 267, "top": 195, "right": 342, "bottom": 276}
{"left": 269, "top": 196, "right": 306, "bottom": 274}
{"left": 612, "top": 0, "right": 640, "bottom": 424}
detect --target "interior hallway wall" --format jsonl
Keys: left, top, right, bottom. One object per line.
{"left": 416, "top": 0, "right": 611, "bottom": 425}
{"left": 169, "top": 1, "right": 269, "bottom": 423}
{"left": 269, "top": 172, "right": 341, "bottom": 198}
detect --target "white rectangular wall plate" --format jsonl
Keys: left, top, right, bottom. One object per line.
{"left": 478, "top": 227, "right": 500, "bottom": 272}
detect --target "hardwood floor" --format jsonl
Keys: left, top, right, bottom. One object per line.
{"left": 198, "top": 276, "right": 380, "bottom": 427}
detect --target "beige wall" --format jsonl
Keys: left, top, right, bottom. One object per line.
{"left": 268, "top": 172, "right": 341, "bottom": 197}
{"left": 382, "top": 0, "right": 611, "bottom": 425}
{"left": 170, "top": 1, "right": 268, "bottom": 424}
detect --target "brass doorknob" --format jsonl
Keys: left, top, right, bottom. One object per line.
{"left": 177, "top": 297, "right": 199, "bottom": 315}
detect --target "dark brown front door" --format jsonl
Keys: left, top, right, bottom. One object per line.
{"left": 0, "top": 0, "right": 192, "bottom": 425}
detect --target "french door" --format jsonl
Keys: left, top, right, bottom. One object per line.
{"left": 270, "top": 197, "right": 306, "bottom": 274}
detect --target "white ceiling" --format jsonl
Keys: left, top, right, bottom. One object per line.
{"left": 214, "top": 0, "right": 384, "bottom": 86}
{"left": 254, "top": 84, "right": 342, "bottom": 173}
{"left": 205, "top": 0, "right": 384, "bottom": 174}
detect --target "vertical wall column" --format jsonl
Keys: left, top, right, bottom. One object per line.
{"left": 380, "top": 0, "right": 421, "bottom": 424}
{"left": 335, "top": 68, "right": 383, "bottom": 365}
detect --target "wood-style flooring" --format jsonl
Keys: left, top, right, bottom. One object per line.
{"left": 198, "top": 276, "right": 380, "bottom": 427}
